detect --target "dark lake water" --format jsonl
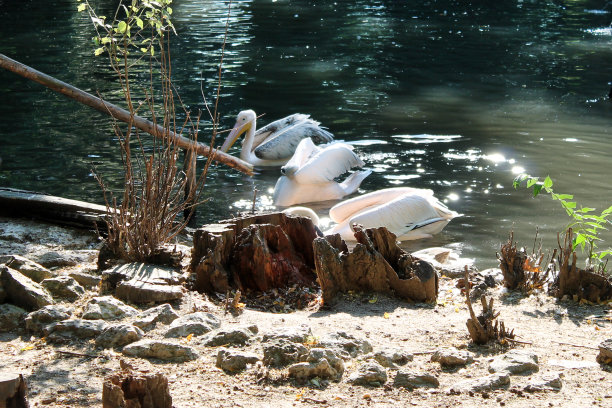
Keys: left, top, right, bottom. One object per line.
{"left": 1, "top": 0, "right": 611, "bottom": 268}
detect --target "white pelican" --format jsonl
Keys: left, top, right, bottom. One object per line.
{"left": 273, "top": 138, "right": 372, "bottom": 207}
{"left": 326, "top": 187, "right": 459, "bottom": 241}
{"left": 220, "top": 110, "right": 334, "bottom": 166}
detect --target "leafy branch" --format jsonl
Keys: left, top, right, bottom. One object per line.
{"left": 513, "top": 173, "right": 612, "bottom": 270}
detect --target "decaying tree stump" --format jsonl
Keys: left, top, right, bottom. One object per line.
{"left": 0, "top": 373, "right": 29, "bottom": 408}
{"left": 497, "top": 232, "right": 527, "bottom": 290}
{"left": 497, "top": 231, "right": 551, "bottom": 293}
{"left": 190, "top": 213, "right": 318, "bottom": 293}
{"left": 313, "top": 226, "right": 438, "bottom": 305}
{"left": 102, "top": 365, "right": 171, "bottom": 408}
{"left": 554, "top": 229, "right": 612, "bottom": 302}
{"left": 464, "top": 267, "right": 515, "bottom": 345}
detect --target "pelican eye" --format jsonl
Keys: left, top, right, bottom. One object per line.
{"left": 280, "top": 167, "right": 287, "bottom": 175}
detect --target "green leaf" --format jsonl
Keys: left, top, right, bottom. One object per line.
{"left": 532, "top": 184, "right": 543, "bottom": 197}
{"left": 526, "top": 178, "right": 538, "bottom": 188}
{"left": 77, "top": 3, "right": 87, "bottom": 12}
{"left": 94, "top": 47, "right": 105, "bottom": 56}
{"left": 543, "top": 176, "right": 553, "bottom": 189}
{"left": 136, "top": 17, "right": 144, "bottom": 29}
{"left": 117, "top": 21, "right": 128, "bottom": 34}
{"left": 553, "top": 194, "right": 574, "bottom": 201}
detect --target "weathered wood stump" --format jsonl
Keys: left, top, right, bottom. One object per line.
{"left": 497, "top": 232, "right": 526, "bottom": 290}
{"left": 102, "top": 368, "right": 171, "bottom": 408}
{"left": 555, "top": 229, "right": 612, "bottom": 302}
{"left": 0, "top": 373, "right": 29, "bottom": 408}
{"left": 313, "top": 226, "right": 438, "bottom": 305}
{"left": 190, "top": 213, "right": 318, "bottom": 293}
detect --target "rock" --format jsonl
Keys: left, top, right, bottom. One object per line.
{"left": 489, "top": 350, "right": 539, "bottom": 375}
{"left": 523, "top": 371, "right": 563, "bottom": 392}
{"left": 41, "top": 276, "right": 85, "bottom": 301}
{"left": 102, "top": 263, "right": 184, "bottom": 291}
{"left": 0, "top": 254, "right": 54, "bottom": 282}
{"left": 479, "top": 268, "right": 505, "bottom": 286}
{"left": 450, "top": 373, "right": 511, "bottom": 393}
{"left": 95, "top": 324, "right": 144, "bottom": 348}
{"left": 393, "top": 369, "right": 439, "bottom": 390}
{"left": 82, "top": 296, "right": 138, "bottom": 321}
{"left": 216, "top": 348, "right": 260, "bottom": 373}
{"left": 347, "top": 360, "right": 388, "bottom": 387}
{"left": 133, "top": 304, "right": 179, "bottom": 331}
{"left": 262, "top": 325, "right": 312, "bottom": 344}
{"left": 288, "top": 348, "right": 345, "bottom": 381}
{"left": 263, "top": 338, "right": 309, "bottom": 367}
{"left": 596, "top": 339, "right": 612, "bottom": 365}
{"left": 25, "top": 305, "right": 73, "bottom": 335}
{"left": 366, "top": 348, "right": 413, "bottom": 368}
{"left": 44, "top": 319, "right": 109, "bottom": 341}
{"left": 0, "top": 280, "right": 5, "bottom": 303}
{"left": 122, "top": 340, "right": 199, "bottom": 362}
{"left": 0, "top": 304, "right": 27, "bottom": 331}
{"left": 114, "top": 280, "right": 183, "bottom": 304}
{"left": 0, "top": 265, "right": 54, "bottom": 310}
{"left": 317, "top": 331, "right": 373, "bottom": 359}
{"left": 68, "top": 271, "right": 102, "bottom": 288}
{"left": 36, "top": 250, "right": 98, "bottom": 268}
{"left": 412, "top": 247, "right": 476, "bottom": 278}
{"left": 200, "top": 326, "right": 257, "bottom": 347}
{"left": 163, "top": 312, "right": 221, "bottom": 338}
{"left": 431, "top": 347, "right": 475, "bottom": 367}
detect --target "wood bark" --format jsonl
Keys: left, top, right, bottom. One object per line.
{"left": 190, "top": 213, "right": 318, "bottom": 293}
{"left": 0, "top": 53, "right": 253, "bottom": 175}
{"left": 0, "top": 373, "right": 29, "bottom": 408}
{"left": 0, "top": 187, "right": 108, "bottom": 230}
{"left": 102, "top": 371, "right": 171, "bottom": 408}
{"left": 313, "top": 226, "right": 438, "bottom": 305}
{"left": 555, "top": 230, "right": 612, "bottom": 302}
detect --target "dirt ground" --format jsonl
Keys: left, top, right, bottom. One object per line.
{"left": 1, "top": 217, "right": 611, "bottom": 407}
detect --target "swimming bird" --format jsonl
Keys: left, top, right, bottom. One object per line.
{"left": 273, "top": 138, "right": 372, "bottom": 207}
{"left": 326, "top": 187, "right": 459, "bottom": 241}
{"left": 220, "top": 110, "right": 334, "bottom": 166}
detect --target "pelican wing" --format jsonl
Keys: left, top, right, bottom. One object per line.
{"left": 347, "top": 194, "right": 442, "bottom": 237}
{"left": 329, "top": 187, "right": 434, "bottom": 223}
{"left": 293, "top": 143, "right": 364, "bottom": 184}
{"left": 254, "top": 115, "right": 334, "bottom": 160}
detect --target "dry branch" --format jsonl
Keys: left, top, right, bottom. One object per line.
{"left": 464, "top": 266, "right": 515, "bottom": 345}
{"left": 0, "top": 53, "right": 253, "bottom": 175}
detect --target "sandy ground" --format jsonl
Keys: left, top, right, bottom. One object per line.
{"left": 0, "top": 217, "right": 611, "bottom": 407}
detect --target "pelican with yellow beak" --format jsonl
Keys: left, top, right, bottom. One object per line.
{"left": 220, "top": 110, "right": 334, "bottom": 166}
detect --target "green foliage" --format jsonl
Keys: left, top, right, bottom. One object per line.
{"left": 513, "top": 173, "right": 612, "bottom": 270}
{"left": 77, "top": 0, "right": 174, "bottom": 60}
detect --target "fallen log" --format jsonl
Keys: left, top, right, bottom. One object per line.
{"left": 0, "top": 53, "right": 253, "bottom": 175}
{"left": 0, "top": 187, "right": 107, "bottom": 230}
{"left": 313, "top": 226, "right": 438, "bottom": 305}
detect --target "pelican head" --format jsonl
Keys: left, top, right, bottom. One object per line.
{"left": 280, "top": 164, "right": 298, "bottom": 177}
{"left": 220, "top": 110, "right": 256, "bottom": 152}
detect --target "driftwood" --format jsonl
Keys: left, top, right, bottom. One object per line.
{"left": 464, "top": 267, "right": 515, "bottom": 345}
{"left": 313, "top": 226, "right": 438, "bottom": 305}
{"left": 190, "top": 212, "right": 319, "bottom": 293}
{"left": 0, "top": 373, "right": 29, "bottom": 408}
{"left": 554, "top": 228, "right": 612, "bottom": 302}
{"left": 0, "top": 53, "right": 253, "bottom": 175}
{"left": 0, "top": 187, "right": 108, "bottom": 230}
{"left": 102, "top": 366, "right": 171, "bottom": 408}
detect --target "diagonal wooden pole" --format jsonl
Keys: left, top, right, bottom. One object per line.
{"left": 0, "top": 53, "right": 254, "bottom": 175}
